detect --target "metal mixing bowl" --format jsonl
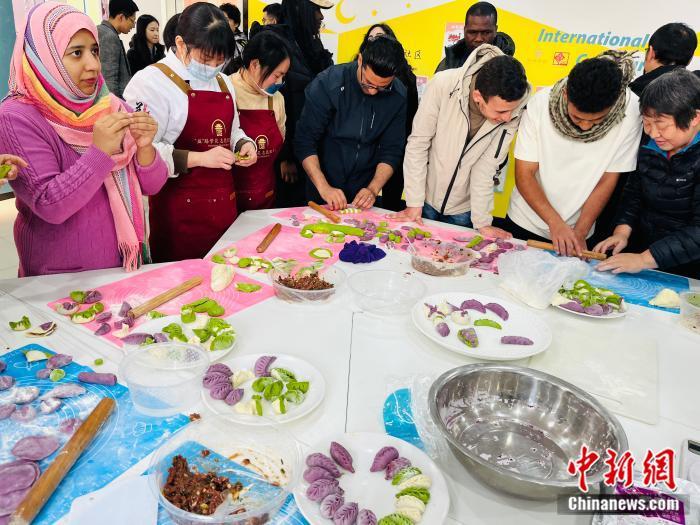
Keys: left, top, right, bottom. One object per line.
{"left": 429, "top": 364, "right": 628, "bottom": 500}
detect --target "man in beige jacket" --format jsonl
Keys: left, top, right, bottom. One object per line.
{"left": 393, "top": 45, "right": 530, "bottom": 238}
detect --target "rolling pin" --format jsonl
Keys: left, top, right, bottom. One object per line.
{"left": 308, "top": 201, "right": 341, "bottom": 224}
{"left": 128, "top": 276, "right": 203, "bottom": 320}
{"left": 527, "top": 239, "right": 607, "bottom": 261}
{"left": 256, "top": 223, "right": 282, "bottom": 253}
{"left": 10, "top": 398, "right": 116, "bottom": 525}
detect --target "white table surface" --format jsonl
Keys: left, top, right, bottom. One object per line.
{"left": 1, "top": 208, "right": 699, "bottom": 525}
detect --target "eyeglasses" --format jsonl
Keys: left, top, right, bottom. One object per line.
{"left": 359, "top": 66, "right": 393, "bottom": 93}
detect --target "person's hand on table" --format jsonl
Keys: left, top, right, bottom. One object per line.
{"left": 319, "top": 184, "right": 347, "bottom": 210}
{"left": 234, "top": 141, "right": 257, "bottom": 167}
{"left": 478, "top": 225, "right": 512, "bottom": 239}
{"left": 352, "top": 188, "right": 376, "bottom": 209}
{"left": 388, "top": 206, "right": 423, "bottom": 225}
{"left": 548, "top": 219, "right": 586, "bottom": 257}
{"left": 594, "top": 227, "right": 630, "bottom": 256}
{"left": 596, "top": 251, "right": 657, "bottom": 274}
{"left": 280, "top": 160, "right": 298, "bottom": 183}
{"left": 0, "top": 154, "right": 28, "bottom": 185}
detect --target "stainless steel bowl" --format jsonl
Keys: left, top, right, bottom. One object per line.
{"left": 429, "top": 364, "right": 628, "bottom": 500}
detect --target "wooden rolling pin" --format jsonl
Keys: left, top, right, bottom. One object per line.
{"left": 256, "top": 223, "right": 282, "bottom": 253}
{"left": 527, "top": 239, "right": 607, "bottom": 261}
{"left": 128, "top": 276, "right": 203, "bottom": 320}
{"left": 10, "top": 398, "right": 116, "bottom": 525}
{"left": 308, "top": 201, "right": 341, "bottom": 224}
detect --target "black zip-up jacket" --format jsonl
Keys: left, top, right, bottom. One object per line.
{"left": 615, "top": 137, "right": 700, "bottom": 278}
{"left": 294, "top": 62, "right": 407, "bottom": 203}
{"left": 435, "top": 33, "right": 515, "bottom": 73}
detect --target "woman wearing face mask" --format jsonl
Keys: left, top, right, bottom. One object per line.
{"left": 124, "top": 2, "right": 258, "bottom": 262}
{"left": 0, "top": 2, "right": 167, "bottom": 277}
{"left": 127, "top": 14, "right": 166, "bottom": 75}
{"left": 230, "top": 32, "right": 290, "bottom": 211}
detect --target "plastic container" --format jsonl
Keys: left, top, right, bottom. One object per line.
{"left": 270, "top": 265, "right": 346, "bottom": 303}
{"left": 680, "top": 291, "right": 700, "bottom": 334}
{"left": 118, "top": 343, "right": 209, "bottom": 417}
{"left": 408, "top": 239, "right": 476, "bottom": 277}
{"left": 348, "top": 270, "right": 426, "bottom": 316}
{"left": 149, "top": 417, "right": 302, "bottom": 525}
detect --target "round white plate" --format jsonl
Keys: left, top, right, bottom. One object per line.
{"left": 295, "top": 432, "right": 450, "bottom": 524}
{"left": 411, "top": 292, "right": 552, "bottom": 361}
{"left": 124, "top": 314, "right": 237, "bottom": 361}
{"left": 552, "top": 303, "right": 627, "bottom": 319}
{"left": 202, "top": 353, "right": 325, "bottom": 426}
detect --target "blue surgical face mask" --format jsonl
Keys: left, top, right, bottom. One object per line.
{"left": 187, "top": 57, "right": 225, "bottom": 82}
{"left": 264, "top": 82, "right": 285, "bottom": 95}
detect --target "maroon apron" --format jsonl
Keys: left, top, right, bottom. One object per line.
{"left": 149, "top": 64, "right": 237, "bottom": 263}
{"left": 235, "top": 96, "right": 284, "bottom": 212}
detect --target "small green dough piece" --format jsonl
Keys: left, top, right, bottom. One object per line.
{"left": 9, "top": 316, "right": 31, "bottom": 331}
{"left": 301, "top": 222, "right": 364, "bottom": 237}
{"left": 473, "top": 318, "right": 502, "bottom": 330}
{"left": 236, "top": 283, "right": 262, "bottom": 293}
{"left": 24, "top": 349, "right": 50, "bottom": 362}
{"left": 270, "top": 367, "right": 296, "bottom": 382}
{"left": 0, "top": 164, "right": 11, "bottom": 179}
{"left": 395, "top": 487, "right": 430, "bottom": 504}
{"left": 392, "top": 467, "right": 422, "bottom": 486}
{"left": 192, "top": 299, "right": 215, "bottom": 313}
{"left": 378, "top": 514, "right": 413, "bottom": 525}
{"left": 263, "top": 380, "right": 284, "bottom": 401}
{"left": 49, "top": 369, "right": 65, "bottom": 382}
{"left": 70, "top": 291, "right": 87, "bottom": 304}
{"left": 457, "top": 328, "right": 479, "bottom": 348}
{"left": 284, "top": 389, "right": 305, "bottom": 404}
{"left": 252, "top": 394, "right": 263, "bottom": 416}
{"left": 181, "top": 308, "right": 196, "bottom": 324}
{"left": 94, "top": 358, "right": 104, "bottom": 366}
{"left": 211, "top": 254, "right": 227, "bottom": 264}
{"left": 206, "top": 303, "right": 225, "bottom": 317}
{"left": 92, "top": 302, "right": 105, "bottom": 314}
{"left": 192, "top": 328, "right": 211, "bottom": 343}
{"left": 300, "top": 229, "right": 314, "bottom": 239}
{"left": 238, "top": 257, "right": 253, "bottom": 268}
{"left": 183, "top": 298, "right": 210, "bottom": 310}
{"left": 205, "top": 318, "right": 231, "bottom": 335}
{"left": 466, "top": 235, "right": 483, "bottom": 248}
{"left": 148, "top": 311, "right": 166, "bottom": 319}
{"left": 141, "top": 336, "right": 155, "bottom": 346}
{"left": 287, "top": 381, "right": 309, "bottom": 393}
{"left": 272, "top": 397, "right": 287, "bottom": 414}
{"left": 309, "top": 248, "right": 333, "bottom": 260}
{"left": 252, "top": 377, "right": 274, "bottom": 393}
{"left": 210, "top": 331, "right": 234, "bottom": 351}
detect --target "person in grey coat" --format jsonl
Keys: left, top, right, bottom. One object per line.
{"left": 98, "top": 0, "right": 138, "bottom": 98}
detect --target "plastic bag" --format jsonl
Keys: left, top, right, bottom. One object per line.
{"left": 498, "top": 249, "right": 589, "bottom": 309}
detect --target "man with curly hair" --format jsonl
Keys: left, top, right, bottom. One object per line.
{"left": 498, "top": 53, "right": 643, "bottom": 256}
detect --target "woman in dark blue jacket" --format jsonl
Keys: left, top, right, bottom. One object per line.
{"left": 595, "top": 69, "right": 700, "bottom": 278}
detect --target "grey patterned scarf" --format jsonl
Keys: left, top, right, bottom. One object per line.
{"left": 549, "top": 50, "right": 637, "bottom": 143}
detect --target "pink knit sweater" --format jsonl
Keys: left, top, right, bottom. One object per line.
{"left": 0, "top": 98, "right": 168, "bottom": 277}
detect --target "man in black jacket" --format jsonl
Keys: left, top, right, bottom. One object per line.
{"left": 295, "top": 37, "right": 407, "bottom": 209}
{"left": 595, "top": 70, "right": 700, "bottom": 278}
{"left": 435, "top": 2, "right": 514, "bottom": 73}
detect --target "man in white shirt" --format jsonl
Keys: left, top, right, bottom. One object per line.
{"left": 500, "top": 52, "right": 643, "bottom": 256}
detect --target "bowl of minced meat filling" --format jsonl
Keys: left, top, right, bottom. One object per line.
{"left": 149, "top": 418, "right": 301, "bottom": 524}
{"left": 271, "top": 265, "right": 346, "bottom": 304}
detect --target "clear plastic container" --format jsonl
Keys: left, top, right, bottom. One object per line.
{"left": 118, "top": 343, "right": 209, "bottom": 417}
{"left": 408, "top": 239, "right": 476, "bottom": 277}
{"left": 680, "top": 291, "right": 700, "bottom": 334}
{"left": 348, "top": 270, "right": 427, "bottom": 315}
{"left": 149, "top": 417, "right": 301, "bottom": 525}
{"left": 270, "top": 265, "right": 346, "bottom": 303}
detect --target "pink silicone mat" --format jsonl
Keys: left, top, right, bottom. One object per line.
{"left": 47, "top": 259, "right": 274, "bottom": 347}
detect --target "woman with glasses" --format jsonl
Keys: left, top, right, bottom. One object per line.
{"left": 356, "top": 24, "right": 419, "bottom": 212}
{"left": 230, "top": 32, "right": 291, "bottom": 211}
{"left": 123, "top": 2, "right": 257, "bottom": 262}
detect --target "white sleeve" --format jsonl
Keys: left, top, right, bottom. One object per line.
{"left": 606, "top": 92, "right": 643, "bottom": 173}
{"left": 513, "top": 91, "right": 542, "bottom": 163}
{"left": 224, "top": 75, "right": 252, "bottom": 151}
{"left": 124, "top": 69, "right": 178, "bottom": 177}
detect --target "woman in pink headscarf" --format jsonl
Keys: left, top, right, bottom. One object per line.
{"left": 0, "top": 2, "right": 168, "bottom": 277}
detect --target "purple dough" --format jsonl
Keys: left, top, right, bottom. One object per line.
{"left": 11, "top": 435, "right": 60, "bottom": 461}
{"left": 330, "top": 441, "right": 355, "bottom": 473}
{"left": 206, "top": 363, "right": 233, "bottom": 377}
{"left": 42, "top": 383, "right": 86, "bottom": 399}
{"left": 46, "top": 354, "right": 72, "bottom": 369}
{"left": 39, "top": 398, "right": 62, "bottom": 414}
{"left": 224, "top": 388, "right": 243, "bottom": 406}
{"left": 385, "top": 457, "right": 411, "bottom": 480}
{"left": 0, "top": 376, "right": 15, "bottom": 391}
{"left": 77, "top": 372, "right": 116, "bottom": 386}
{"left": 120, "top": 333, "right": 152, "bottom": 345}
{"left": 0, "top": 486, "right": 32, "bottom": 517}
{"left": 320, "top": 493, "right": 345, "bottom": 519}
{"left": 118, "top": 302, "right": 132, "bottom": 318}
{"left": 12, "top": 387, "right": 40, "bottom": 404}
{"left": 304, "top": 466, "right": 336, "bottom": 483}
{"left": 10, "top": 405, "right": 36, "bottom": 422}
{"left": 0, "top": 361, "right": 5, "bottom": 373}
{"left": 153, "top": 332, "right": 168, "bottom": 343}
{"left": 94, "top": 323, "right": 111, "bottom": 336}
{"left": 95, "top": 311, "right": 112, "bottom": 323}
{"left": 460, "top": 299, "right": 486, "bottom": 313}
{"left": 306, "top": 478, "right": 340, "bottom": 502}
{"left": 435, "top": 322, "right": 450, "bottom": 338}
{"left": 500, "top": 336, "right": 534, "bottom": 346}
{"left": 59, "top": 418, "right": 82, "bottom": 435}
{"left": 254, "top": 356, "right": 276, "bottom": 377}
{"left": 0, "top": 404, "right": 16, "bottom": 420}
{"left": 209, "top": 382, "right": 232, "bottom": 401}
{"left": 484, "top": 302, "right": 509, "bottom": 321}
{"left": 202, "top": 373, "right": 231, "bottom": 390}
{"left": 333, "top": 502, "right": 359, "bottom": 525}
{"left": 35, "top": 368, "right": 51, "bottom": 380}
{"left": 560, "top": 301, "right": 585, "bottom": 313}
{"left": 370, "top": 446, "right": 399, "bottom": 472}
{"left": 83, "top": 290, "right": 102, "bottom": 304}
{"left": 0, "top": 460, "right": 40, "bottom": 496}
{"left": 358, "top": 509, "right": 377, "bottom": 525}
{"left": 306, "top": 453, "right": 341, "bottom": 477}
